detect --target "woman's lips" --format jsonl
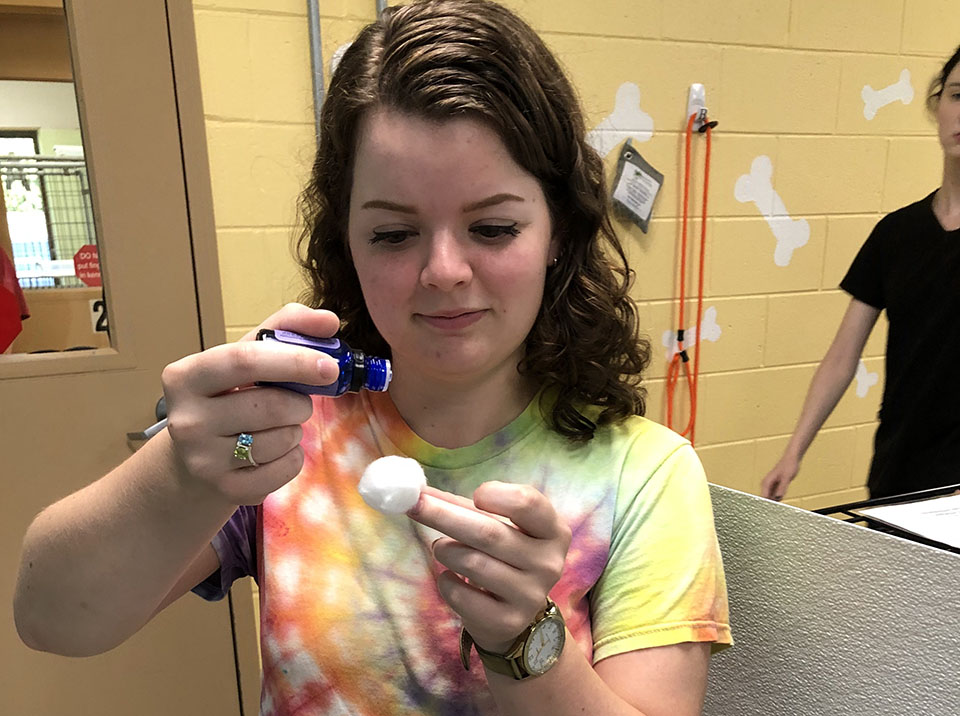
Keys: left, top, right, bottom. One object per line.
{"left": 417, "top": 310, "right": 486, "bottom": 330}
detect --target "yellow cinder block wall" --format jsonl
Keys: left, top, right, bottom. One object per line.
{"left": 192, "top": 0, "right": 960, "bottom": 509}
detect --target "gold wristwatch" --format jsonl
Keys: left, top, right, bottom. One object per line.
{"left": 459, "top": 598, "right": 566, "bottom": 680}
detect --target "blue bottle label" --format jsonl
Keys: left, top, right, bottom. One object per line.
{"left": 255, "top": 329, "right": 352, "bottom": 396}
{"left": 270, "top": 329, "right": 341, "bottom": 353}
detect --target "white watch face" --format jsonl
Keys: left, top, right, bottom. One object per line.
{"left": 523, "top": 615, "right": 565, "bottom": 675}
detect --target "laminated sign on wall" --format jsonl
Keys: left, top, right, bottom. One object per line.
{"left": 611, "top": 139, "right": 663, "bottom": 233}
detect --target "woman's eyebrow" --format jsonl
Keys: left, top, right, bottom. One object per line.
{"left": 360, "top": 199, "right": 416, "bottom": 213}
{"left": 462, "top": 193, "right": 526, "bottom": 212}
{"left": 359, "top": 193, "right": 526, "bottom": 214}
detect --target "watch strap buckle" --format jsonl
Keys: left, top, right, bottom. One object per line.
{"left": 459, "top": 627, "right": 474, "bottom": 671}
{"left": 457, "top": 598, "right": 562, "bottom": 679}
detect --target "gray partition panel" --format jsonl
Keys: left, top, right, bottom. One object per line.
{"left": 704, "top": 485, "right": 960, "bottom": 716}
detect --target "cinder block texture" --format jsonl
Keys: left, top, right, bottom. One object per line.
{"left": 788, "top": 0, "right": 903, "bottom": 53}
{"left": 697, "top": 440, "right": 758, "bottom": 493}
{"left": 719, "top": 48, "right": 841, "bottom": 134}
{"left": 763, "top": 292, "right": 848, "bottom": 366}
{"left": 194, "top": 0, "right": 305, "bottom": 15}
{"left": 218, "top": 228, "right": 303, "bottom": 329}
{"left": 662, "top": 0, "right": 789, "bottom": 46}
{"left": 707, "top": 218, "right": 826, "bottom": 296}
{"left": 195, "top": 10, "right": 312, "bottom": 123}
{"left": 695, "top": 370, "right": 772, "bottom": 445}
{"left": 205, "top": 121, "right": 314, "bottom": 228}
{"left": 622, "top": 218, "right": 682, "bottom": 302}
{"left": 504, "top": 0, "right": 661, "bottom": 38}
{"left": 776, "top": 137, "right": 887, "bottom": 215}
{"left": 319, "top": 0, "right": 375, "bottom": 21}
{"left": 902, "top": 0, "right": 960, "bottom": 55}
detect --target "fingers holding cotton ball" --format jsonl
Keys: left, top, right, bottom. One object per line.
{"left": 358, "top": 455, "right": 427, "bottom": 514}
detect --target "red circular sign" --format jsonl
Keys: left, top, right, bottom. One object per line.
{"left": 73, "top": 244, "right": 101, "bottom": 287}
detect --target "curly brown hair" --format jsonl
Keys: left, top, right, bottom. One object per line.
{"left": 297, "top": 0, "right": 650, "bottom": 442}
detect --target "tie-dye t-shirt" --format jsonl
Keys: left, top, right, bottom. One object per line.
{"left": 197, "top": 390, "right": 731, "bottom": 715}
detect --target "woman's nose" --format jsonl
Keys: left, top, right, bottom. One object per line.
{"left": 420, "top": 233, "right": 472, "bottom": 290}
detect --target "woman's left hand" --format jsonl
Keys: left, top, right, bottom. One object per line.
{"left": 408, "top": 482, "right": 572, "bottom": 653}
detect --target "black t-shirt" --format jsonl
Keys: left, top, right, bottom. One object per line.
{"left": 840, "top": 190, "right": 960, "bottom": 497}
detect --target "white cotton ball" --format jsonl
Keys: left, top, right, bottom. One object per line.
{"left": 358, "top": 456, "right": 427, "bottom": 514}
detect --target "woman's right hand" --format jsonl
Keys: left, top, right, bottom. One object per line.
{"left": 760, "top": 455, "right": 800, "bottom": 501}
{"left": 161, "top": 303, "right": 341, "bottom": 506}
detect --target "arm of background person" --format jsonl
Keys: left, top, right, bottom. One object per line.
{"left": 760, "top": 298, "right": 881, "bottom": 500}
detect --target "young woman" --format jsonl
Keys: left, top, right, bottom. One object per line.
{"left": 15, "top": 2, "right": 730, "bottom": 714}
{"left": 762, "top": 45, "right": 960, "bottom": 501}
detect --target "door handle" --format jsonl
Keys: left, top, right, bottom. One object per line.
{"left": 127, "top": 396, "right": 168, "bottom": 447}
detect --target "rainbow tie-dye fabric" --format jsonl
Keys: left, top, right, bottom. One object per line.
{"left": 256, "top": 391, "right": 730, "bottom": 715}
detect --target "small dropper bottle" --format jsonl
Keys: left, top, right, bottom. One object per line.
{"left": 256, "top": 329, "right": 392, "bottom": 396}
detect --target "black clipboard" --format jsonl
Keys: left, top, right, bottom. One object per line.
{"left": 813, "top": 483, "right": 960, "bottom": 556}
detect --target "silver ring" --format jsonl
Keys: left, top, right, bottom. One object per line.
{"left": 233, "top": 433, "right": 257, "bottom": 467}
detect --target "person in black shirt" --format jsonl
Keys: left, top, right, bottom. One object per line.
{"left": 762, "top": 44, "right": 960, "bottom": 501}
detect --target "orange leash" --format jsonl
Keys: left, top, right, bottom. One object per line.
{"left": 666, "top": 113, "right": 715, "bottom": 444}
